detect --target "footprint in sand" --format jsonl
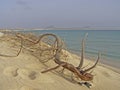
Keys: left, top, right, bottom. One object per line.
{"left": 17, "top": 69, "right": 37, "bottom": 80}
{"left": 3, "top": 66, "right": 19, "bottom": 77}
{"left": 9, "top": 86, "right": 40, "bottom": 90}
{"left": 3, "top": 67, "right": 54, "bottom": 83}
{"left": 101, "top": 71, "right": 111, "bottom": 77}
{"left": 20, "top": 86, "right": 40, "bottom": 90}
{"left": 18, "top": 68, "right": 54, "bottom": 83}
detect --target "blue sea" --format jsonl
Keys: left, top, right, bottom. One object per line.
{"left": 20, "top": 30, "right": 120, "bottom": 68}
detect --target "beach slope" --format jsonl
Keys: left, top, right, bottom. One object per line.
{"left": 0, "top": 33, "right": 120, "bottom": 90}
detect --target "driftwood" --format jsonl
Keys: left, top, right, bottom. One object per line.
{"left": 0, "top": 32, "right": 100, "bottom": 82}
{"left": 0, "top": 33, "right": 23, "bottom": 57}
{"left": 40, "top": 33, "right": 100, "bottom": 81}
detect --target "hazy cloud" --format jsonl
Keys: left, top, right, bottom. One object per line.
{"left": 16, "top": 0, "right": 27, "bottom": 5}
{"left": 16, "top": 0, "right": 32, "bottom": 10}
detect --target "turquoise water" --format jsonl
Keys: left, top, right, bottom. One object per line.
{"left": 21, "top": 30, "right": 120, "bottom": 68}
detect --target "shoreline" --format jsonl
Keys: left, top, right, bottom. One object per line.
{"left": 1, "top": 28, "right": 120, "bottom": 31}
{"left": 99, "top": 63, "right": 120, "bottom": 74}
{"left": 70, "top": 49, "right": 120, "bottom": 72}
{"left": 85, "top": 55, "right": 120, "bottom": 74}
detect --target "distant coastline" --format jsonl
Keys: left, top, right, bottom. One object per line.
{"left": 0, "top": 27, "right": 120, "bottom": 31}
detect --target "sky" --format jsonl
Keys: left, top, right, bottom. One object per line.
{"left": 0, "top": 0, "right": 120, "bottom": 28}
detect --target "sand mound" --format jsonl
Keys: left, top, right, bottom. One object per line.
{"left": 0, "top": 32, "right": 4, "bottom": 37}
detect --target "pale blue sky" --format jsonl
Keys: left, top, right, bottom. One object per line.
{"left": 0, "top": 0, "right": 120, "bottom": 28}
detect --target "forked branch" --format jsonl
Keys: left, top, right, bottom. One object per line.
{"left": 83, "top": 52, "right": 101, "bottom": 73}
{"left": 41, "top": 33, "right": 100, "bottom": 81}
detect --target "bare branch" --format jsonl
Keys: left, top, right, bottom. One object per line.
{"left": 77, "top": 33, "right": 88, "bottom": 69}
{"left": 0, "top": 36, "right": 23, "bottom": 57}
{"left": 83, "top": 52, "right": 101, "bottom": 73}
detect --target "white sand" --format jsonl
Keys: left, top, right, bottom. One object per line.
{"left": 0, "top": 34, "right": 120, "bottom": 90}
{"left": 0, "top": 32, "right": 4, "bottom": 37}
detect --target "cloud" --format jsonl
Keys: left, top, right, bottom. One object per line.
{"left": 16, "top": 0, "right": 27, "bottom": 5}
{"left": 16, "top": 0, "right": 32, "bottom": 10}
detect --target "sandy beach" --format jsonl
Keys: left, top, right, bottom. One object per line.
{"left": 0, "top": 32, "right": 120, "bottom": 90}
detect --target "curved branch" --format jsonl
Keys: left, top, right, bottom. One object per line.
{"left": 83, "top": 52, "right": 100, "bottom": 73}
{"left": 77, "top": 33, "right": 88, "bottom": 69}
{"left": 0, "top": 37, "right": 23, "bottom": 57}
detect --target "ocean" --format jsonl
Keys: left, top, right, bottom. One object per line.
{"left": 20, "top": 30, "right": 120, "bottom": 68}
